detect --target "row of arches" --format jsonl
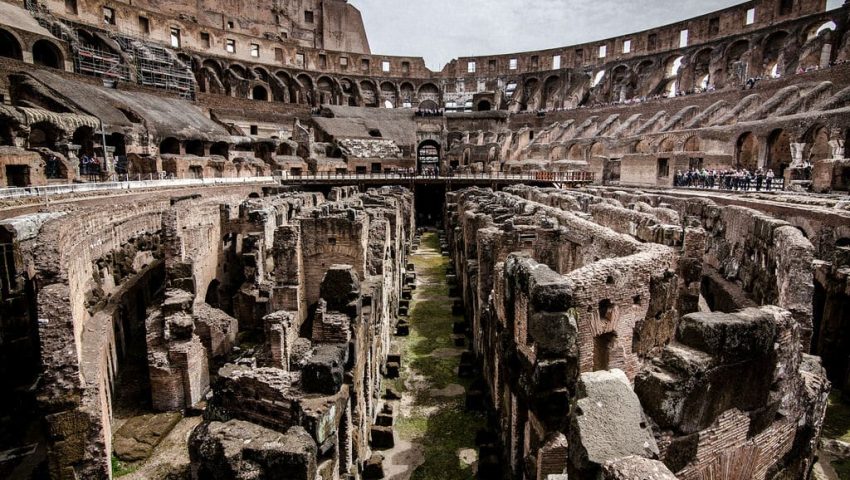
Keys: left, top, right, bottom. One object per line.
{"left": 196, "top": 58, "right": 443, "bottom": 108}
{"left": 0, "top": 28, "right": 65, "bottom": 69}
{"left": 509, "top": 17, "right": 844, "bottom": 111}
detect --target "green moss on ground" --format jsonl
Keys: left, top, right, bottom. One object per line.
{"left": 833, "top": 458, "right": 850, "bottom": 480}
{"left": 392, "top": 232, "right": 484, "bottom": 480}
{"left": 824, "top": 391, "right": 850, "bottom": 443}
{"left": 111, "top": 456, "right": 138, "bottom": 477}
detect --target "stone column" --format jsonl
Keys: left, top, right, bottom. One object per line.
{"left": 829, "top": 139, "right": 844, "bottom": 160}
{"left": 790, "top": 142, "right": 807, "bottom": 167}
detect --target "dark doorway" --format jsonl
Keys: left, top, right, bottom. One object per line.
{"left": 159, "top": 137, "right": 181, "bottom": 155}
{"left": 252, "top": 85, "right": 269, "bottom": 101}
{"left": 32, "top": 40, "right": 62, "bottom": 69}
{"left": 5, "top": 165, "right": 29, "bottom": 187}
{"left": 0, "top": 29, "right": 22, "bottom": 60}
{"left": 414, "top": 184, "right": 446, "bottom": 226}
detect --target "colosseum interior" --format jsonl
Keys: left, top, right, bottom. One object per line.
{"left": 0, "top": 0, "right": 849, "bottom": 479}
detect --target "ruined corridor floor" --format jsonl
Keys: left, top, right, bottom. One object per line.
{"left": 383, "top": 231, "right": 485, "bottom": 480}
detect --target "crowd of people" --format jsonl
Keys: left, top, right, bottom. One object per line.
{"left": 674, "top": 167, "right": 781, "bottom": 191}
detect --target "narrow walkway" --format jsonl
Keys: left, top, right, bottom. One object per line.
{"left": 383, "top": 231, "right": 484, "bottom": 480}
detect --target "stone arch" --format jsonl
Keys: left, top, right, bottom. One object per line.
{"left": 634, "top": 139, "right": 651, "bottom": 154}
{"left": 736, "top": 132, "right": 759, "bottom": 170}
{"left": 766, "top": 128, "right": 792, "bottom": 176}
{"left": 316, "top": 75, "right": 337, "bottom": 105}
{"left": 683, "top": 136, "right": 700, "bottom": 152}
{"left": 804, "top": 125, "right": 831, "bottom": 163}
{"left": 380, "top": 81, "right": 398, "bottom": 108}
{"left": 0, "top": 28, "right": 23, "bottom": 60}
{"left": 159, "top": 137, "right": 181, "bottom": 155}
{"left": 658, "top": 137, "right": 676, "bottom": 153}
{"left": 399, "top": 82, "right": 415, "bottom": 106}
{"left": 273, "top": 70, "right": 295, "bottom": 103}
{"left": 691, "top": 48, "right": 713, "bottom": 89}
{"left": 360, "top": 80, "right": 378, "bottom": 107}
{"left": 725, "top": 39, "right": 750, "bottom": 82}
{"left": 664, "top": 55, "right": 685, "bottom": 78}
{"left": 540, "top": 75, "right": 561, "bottom": 108}
{"left": 567, "top": 143, "right": 584, "bottom": 160}
{"left": 762, "top": 31, "right": 790, "bottom": 77}
{"left": 476, "top": 99, "right": 492, "bottom": 111}
{"left": 71, "top": 125, "right": 95, "bottom": 156}
{"left": 252, "top": 66, "right": 271, "bottom": 83}
{"left": 417, "top": 140, "right": 440, "bottom": 173}
{"left": 227, "top": 63, "right": 248, "bottom": 79}
{"left": 296, "top": 74, "right": 315, "bottom": 105}
{"left": 418, "top": 83, "right": 440, "bottom": 104}
{"left": 32, "top": 39, "right": 63, "bottom": 69}
{"left": 590, "top": 142, "right": 605, "bottom": 158}
{"left": 636, "top": 59, "right": 654, "bottom": 76}
{"left": 521, "top": 77, "right": 540, "bottom": 111}
{"left": 339, "top": 77, "right": 358, "bottom": 106}
{"left": 251, "top": 84, "right": 269, "bottom": 101}
{"left": 28, "top": 121, "right": 62, "bottom": 149}
{"left": 806, "top": 20, "right": 837, "bottom": 42}
{"left": 419, "top": 99, "right": 438, "bottom": 110}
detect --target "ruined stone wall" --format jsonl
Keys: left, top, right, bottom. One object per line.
{"left": 188, "top": 186, "right": 412, "bottom": 479}
{"left": 446, "top": 187, "right": 686, "bottom": 479}
{"left": 447, "top": 185, "right": 829, "bottom": 480}
{"left": 0, "top": 185, "right": 265, "bottom": 479}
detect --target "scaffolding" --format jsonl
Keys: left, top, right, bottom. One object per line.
{"left": 24, "top": 4, "right": 197, "bottom": 100}
{"left": 115, "top": 35, "right": 196, "bottom": 100}
{"left": 73, "top": 45, "right": 130, "bottom": 82}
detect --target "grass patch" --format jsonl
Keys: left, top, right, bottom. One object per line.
{"left": 823, "top": 391, "right": 850, "bottom": 443}
{"left": 833, "top": 458, "right": 850, "bottom": 480}
{"left": 391, "top": 232, "right": 484, "bottom": 480}
{"left": 111, "top": 455, "right": 138, "bottom": 477}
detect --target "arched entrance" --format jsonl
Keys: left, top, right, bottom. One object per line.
{"left": 159, "top": 137, "right": 181, "bottom": 155}
{"left": 417, "top": 140, "right": 441, "bottom": 174}
{"left": 767, "top": 129, "right": 791, "bottom": 176}
{"left": 252, "top": 85, "right": 269, "bottom": 101}
{"left": 736, "top": 132, "right": 759, "bottom": 170}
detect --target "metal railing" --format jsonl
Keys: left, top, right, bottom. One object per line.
{"left": 278, "top": 171, "right": 596, "bottom": 183}
{"left": 0, "top": 176, "right": 275, "bottom": 200}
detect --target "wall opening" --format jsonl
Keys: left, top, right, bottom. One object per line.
{"left": 32, "top": 40, "right": 62, "bottom": 69}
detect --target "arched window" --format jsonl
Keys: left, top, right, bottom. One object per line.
{"left": 252, "top": 85, "right": 269, "bottom": 101}
{"left": 0, "top": 29, "right": 22, "bottom": 60}
{"left": 32, "top": 40, "right": 63, "bottom": 69}
{"left": 185, "top": 140, "right": 205, "bottom": 156}
{"left": 159, "top": 137, "right": 181, "bottom": 155}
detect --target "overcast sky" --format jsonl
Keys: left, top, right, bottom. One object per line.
{"left": 349, "top": 0, "right": 843, "bottom": 71}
